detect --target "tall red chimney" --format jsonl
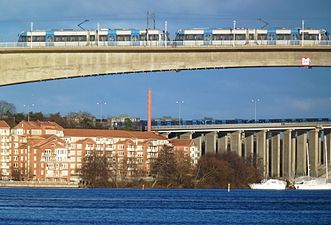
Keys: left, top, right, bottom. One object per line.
{"left": 147, "top": 88, "right": 152, "bottom": 132}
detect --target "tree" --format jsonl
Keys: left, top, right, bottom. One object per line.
{"left": 123, "top": 118, "right": 133, "bottom": 130}
{"left": 80, "top": 150, "right": 112, "bottom": 187}
{"left": 0, "top": 100, "right": 16, "bottom": 118}
{"left": 174, "top": 150, "right": 194, "bottom": 187}
{"left": 194, "top": 154, "right": 234, "bottom": 188}
{"left": 194, "top": 152, "right": 262, "bottom": 188}
{"left": 150, "top": 145, "right": 177, "bottom": 187}
{"left": 65, "top": 112, "right": 96, "bottom": 128}
{"left": 28, "top": 112, "right": 45, "bottom": 121}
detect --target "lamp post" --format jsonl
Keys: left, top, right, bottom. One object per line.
{"left": 251, "top": 99, "right": 260, "bottom": 123}
{"left": 30, "top": 22, "right": 33, "bottom": 48}
{"left": 97, "top": 101, "right": 107, "bottom": 121}
{"left": 176, "top": 100, "right": 184, "bottom": 125}
{"left": 233, "top": 20, "right": 236, "bottom": 47}
{"left": 23, "top": 103, "right": 35, "bottom": 121}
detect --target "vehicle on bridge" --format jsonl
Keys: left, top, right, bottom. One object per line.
{"left": 17, "top": 26, "right": 329, "bottom": 47}
{"left": 175, "top": 28, "right": 329, "bottom": 46}
{"left": 18, "top": 28, "right": 167, "bottom": 47}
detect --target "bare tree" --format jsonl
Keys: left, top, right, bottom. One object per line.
{"left": 80, "top": 150, "right": 112, "bottom": 187}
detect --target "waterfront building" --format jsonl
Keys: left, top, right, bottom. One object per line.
{"left": 170, "top": 139, "right": 200, "bottom": 165}
{"left": 0, "top": 121, "right": 11, "bottom": 179}
{"left": 0, "top": 120, "right": 199, "bottom": 183}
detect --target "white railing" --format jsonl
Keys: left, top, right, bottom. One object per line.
{"left": 0, "top": 40, "right": 331, "bottom": 49}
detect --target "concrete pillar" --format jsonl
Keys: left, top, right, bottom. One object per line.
{"left": 282, "top": 130, "right": 292, "bottom": 179}
{"left": 291, "top": 131, "right": 297, "bottom": 179}
{"left": 193, "top": 136, "right": 203, "bottom": 156}
{"left": 296, "top": 131, "right": 307, "bottom": 177}
{"left": 217, "top": 132, "right": 228, "bottom": 154}
{"left": 271, "top": 132, "right": 281, "bottom": 178}
{"left": 318, "top": 131, "right": 322, "bottom": 165}
{"left": 205, "top": 132, "right": 217, "bottom": 154}
{"left": 244, "top": 132, "right": 254, "bottom": 158}
{"left": 179, "top": 132, "right": 193, "bottom": 140}
{"left": 326, "top": 130, "right": 331, "bottom": 166}
{"left": 256, "top": 130, "right": 268, "bottom": 177}
{"left": 308, "top": 129, "right": 319, "bottom": 177}
{"left": 230, "top": 131, "right": 242, "bottom": 157}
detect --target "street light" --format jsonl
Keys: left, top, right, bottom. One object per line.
{"left": 251, "top": 99, "right": 260, "bottom": 123}
{"left": 97, "top": 101, "right": 107, "bottom": 121}
{"left": 176, "top": 100, "right": 184, "bottom": 125}
{"left": 23, "top": 103, "right": 35, "bottom": 121}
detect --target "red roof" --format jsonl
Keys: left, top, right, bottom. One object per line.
{"left": 171, "top": 139, "right": 195, "bottom": 147}
{"left": 64, "top": 129, "right": 167, "bottom": 140}
{"left": 0, "top": 120, "right": 10, "bottom": 128}
{"left": 13, "top": 121, "right": 63, "bottom": 130}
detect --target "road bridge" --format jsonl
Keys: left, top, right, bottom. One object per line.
{"left": 0, "top": 45, "right": 331, "bottom": 86}
{"left": 154, "top": 122, "right": 331, "bottom": 179}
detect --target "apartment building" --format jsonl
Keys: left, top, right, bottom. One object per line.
{"left": 0, "top": 120, "right": 200, "bottom": 183}
{"left": 0, "top": 121, "right": 11, "bottom": 179}
{"left": 63, "top": 129, "right": 169, "bottom": 182}
{"left": 170, "top": 139, "right": 200, "bottom": 165}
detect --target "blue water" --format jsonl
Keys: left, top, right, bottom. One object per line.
{"left": 0, "top": 188, "right": 330, "bottom": 225}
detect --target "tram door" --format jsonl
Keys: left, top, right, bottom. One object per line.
{"left": 267, "top": 29, "right": 276, "bottom": 45}
{"left": 204, "top": 29, "right": 212, "bottom": 45}
{"left": 46, "top": 31, "right": 54, "bottom": 47}
{"left": 108, "top": 29, "right": 116, "bottom": 46}
{"left": 131, "top": 29, "right": 140, "bottom": 46}
{"left": 291, "top": 29, "right": 300, "bottom": 45}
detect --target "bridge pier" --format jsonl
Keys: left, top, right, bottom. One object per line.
{"left": 296, "top": 131, "right": 307, "bottom": 177}
{"left": 230, "top": 131, "right": 242, "bottom": 157}
{"left": 217, "top": 132, "right": 229, "bottom": 154}
{"left": 271, "top": 132, "right": 281, "bottom": 177}
{"left": 308, "top": 129, "right": 319, "bottom": 177}
{"left": 282, "top": 130, "right": 292, "bottom": 179}
{"left": 256, "top": 130, "right": 268, "bottom": 177}
{"left": 244, "top": 132, "right": 254, "bottom": 158}
{"left": 205, "top": 132, "right": 217, "bottom": 154}
{"left": 325, "top": 130, "right": 331, "bottom": 166}
{"left": 179, "top": 132, "right": 193, "bottom": 140}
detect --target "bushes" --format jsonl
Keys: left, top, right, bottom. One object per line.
{"left": 195, "top": 152, "right": 262, "bottom": 188}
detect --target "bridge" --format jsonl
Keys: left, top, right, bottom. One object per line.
{"left": 153, "top": 121, "right": 331, "bottom": 179}
{"left": 1, "top": 45, "right": 331, "bottom": 86}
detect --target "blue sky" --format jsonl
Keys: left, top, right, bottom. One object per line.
{"left": 0, "top": 0, "right": 331, "bottom": 120}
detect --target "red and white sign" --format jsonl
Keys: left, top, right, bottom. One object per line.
{"left": 302, "top": 57, "right": 310, "bottom": 67}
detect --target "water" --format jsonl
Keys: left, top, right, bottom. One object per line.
{"left": 0, "top": 188, "right": 330, "bottom": 225}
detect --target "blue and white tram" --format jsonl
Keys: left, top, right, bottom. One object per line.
{"left": 175, "top": 27, "right": 329, "bottom": 46}
{"left": 18, "top": 28, "right": 166, "bottom": 47}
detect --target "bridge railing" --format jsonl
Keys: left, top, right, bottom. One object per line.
{"left": 1, "top": 40, "right": 331, "bottom": 48}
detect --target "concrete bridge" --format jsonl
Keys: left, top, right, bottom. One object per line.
{"left": 0, "top": 45, "right": 331, "bottom": 86}
{"left": 154, "top": 122, "right": 331, "bottom": 179}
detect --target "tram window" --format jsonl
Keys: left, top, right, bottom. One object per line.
{"left": 249, "top": 34, "right": 254, "bottom": 40}
{"left": 213, "top": 34, "right": 233, "bottom": 41}
{"left": 90, "top": 35, "right": 95, "bottom": 41}
{"left": 32, "top": 36, "right": 45, "bottom": 42}
{"left": 99, "top": 35, "right": 107, "bottom": 41}
{"left": 117, "top": 35, "right": 131, "bottom": 41}
{"left": 175, "top": 34, "right": 184, "bottom": 41}
{"left": 277, "top": 34, "right": 291, "bottom": 40}
{"left": 257, "top": 34, "right": 267, "bottom": 40}
{"left": 148, "top": 34, "right": 159, "bottom": 41}
{"left": 235, "top": 34, "right": 245, "bottom": 40}
{"left": 304, "top": 34, "right": 318, "bottom": 40}
{"left": 78, "top": 36, "right": 87, "bottom": 41}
